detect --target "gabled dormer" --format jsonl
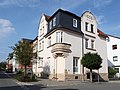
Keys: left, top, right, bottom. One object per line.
{"left": 81, "top": 11, "right": 97, "bottom": 36}
{"left": 47, "top": 9, "right": 83, "bottom": 34}
{"left": 38, "top": 14, "right": 50, "bottom": 38}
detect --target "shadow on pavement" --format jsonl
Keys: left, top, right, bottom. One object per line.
{"left": 0, "top": 84, "right": 47, "bottom": 90}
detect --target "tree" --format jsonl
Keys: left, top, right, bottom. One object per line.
{"left": 108, "top": 67, "right": 117, "bottom": 78}
{"left": 12, "top": 40, "right": 33, "bottom": 76}
{"left": 7, "top": 52, "right": 14, "bottom": 60}
{"left": 81, "top": 52, "right": 102, "bottom": 82}
{"left": 0, "top": 61, "right": 7, "bottom": 70}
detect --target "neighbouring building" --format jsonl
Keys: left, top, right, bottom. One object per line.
{"left": 34, "top": 9, "right": 108, "bottom": 81}
{"left": 107, "top": 35, "right": 120, "bottom": 78}
{"left": 31, "top": 37, "right": 38, "bottom": 74}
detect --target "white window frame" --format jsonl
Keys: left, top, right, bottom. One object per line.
{"left": 53, "top": 17, "right": 56, "bottom": 26}
{"left": 56, "top": 32, "right": 63, "bottom": 43}
{"left": 49, "top": 21, "right": 52, "bottom": 29}
{"left": 39, "top": 42, "right": 41, "bottom": 50}
{"left": 85, "top": 22, "right": 88, "bottom": 31}
{"left": 48, "top": 37, "right": 51, "bottom": 46}
{"left": 91, "top": 24, "right": 94, "bottom": 33}
{"left": 113, "top": 56, "right": 118, "bottom": 61}
{"left": 91, "top": 40, "right": 95, "bottom": 49}
{"left": 85, "top": 38, "right": 89, "bottom": 48}
{"left": 73, "top": 57, "right": 79, "bottom": 74}
{"left": 73, "top": 19, "right": 77, "bottom": 28}
{"left": 42, "top": 41, "right": 44, "bottom": 50}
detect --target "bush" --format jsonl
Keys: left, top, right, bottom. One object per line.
{"left": 108, "top": 67, "right": 117, "bottom": 76}
{"left": 14, "top": 71, "right": 37, "bottom": 82}
{"left": 40, "top": 72, "right": 49, "bottom": 79}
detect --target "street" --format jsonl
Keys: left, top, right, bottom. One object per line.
{"left": 1, "top": 70, "right": 120, "bottom": 90}
{"left": 0, "top": 70, "right": 47, "bottom": 90}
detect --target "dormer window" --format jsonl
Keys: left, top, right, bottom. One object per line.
{"left": 91, "top": 24, "right": 94, "bottom": 33}
{"left": 85, "top": 22, "right": 88, "bottom": 31}
{"left": 49, "top": 21, "right": 52, "bottom": 29}
{"left": 73, "top": 19, "right": 77, "bottom": 28}
{"left": 53, "top": 17, "right": 56, "bottom": 26}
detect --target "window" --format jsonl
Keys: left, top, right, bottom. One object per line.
{"left": 85, "top": 39, "right": 89, "bottom": 48}
{"left": 48, "top": 37, "right": 51, "bottom": 46}
{"left": 73, "top": 57, "right": 79, "bottom": 74}
{"left": 73, "top": 19, "right": 77, "bottom": 28}
{"left": 113, "top": 56, "right": 118, "bottom": 61}
{"left": 39, "top": 43, "right": 41, "bottom": 50}
{"left": 91, "top": 40, "right": 95, "bottom": 49}
{"left": 114, "top": 68, "right": 119, "bottom": 73}
{"left": 42, "top": 41, "right": 44, "bottom": 50}
{"left": 91, "top": 24, "right": 94, "bottom": 33}
{"left": 56, "top": 32, "right": 62, "bottom": 43}
{"left": 49, "top": 21, "right": 52, "bottom": 29}
{"left": 112, "top": 45, "right": 117, "bottom": 50}
{"left": 53, "top": 17, "right": 56, "bottom": 26}
{"left": 85, "top": 22, "right": 88, "bottom": 31}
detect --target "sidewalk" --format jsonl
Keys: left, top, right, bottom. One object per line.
{"left": 26, "top": 78, "right": 88, "bottom": 87}
{"left": 16, "top": 78, "right": 120, "bottom": 87}
{"left": 109, "top": 80, "right": 120, "bottom": 83}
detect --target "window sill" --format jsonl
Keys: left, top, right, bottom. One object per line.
{"left": 86, "top": 30, "right": 95, "bottom": 34}
{"left": 39, "top": 49, "right": 43, "bottom": 52}
{"left": 86, "top": 47, "right": 96, "bottom": 51}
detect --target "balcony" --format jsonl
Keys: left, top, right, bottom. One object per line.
{"left": 51, "top": 43, "right": 71, "bottom": 55}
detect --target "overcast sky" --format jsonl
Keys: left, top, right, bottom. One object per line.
{"left": 0, "top": 0, "right": 120, "bottom": 61}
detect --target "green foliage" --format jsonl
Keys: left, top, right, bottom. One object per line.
{"left": 13, "top": 41, "right": 32, "bottom": 66}
{"left": 13, "top": 40, "right": 33, "bottom": 66}
{"left": 81, "top": 52, "right": 102, "bottom": 70}
{"left": 108, "top": 67, "right": 117, "bottom": 76}
{"left": 8, "top": 52, "right": 14, "bottom": 60}
{"left": 14, "top": 73, "right": 37, "bottom": 82}
{"left": 12, "top": 40, "right": 33, "bottom": 76}
{"left": 0, "top": 61, "right": 7, "bottom": 70}
{"left": 81, "top": 52, "right": 102, "bottom": 82}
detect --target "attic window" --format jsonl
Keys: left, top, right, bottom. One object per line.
{"left": 112, "top": 45, "right": 117, "bottom": 50}
{"left": 49, "top": 21, "right": 52, "bottom": 29}
{"left": 73, "top": 19, "right": 77, "bottom": 28}
{"left": 53, "top": 17, "right": 56, "bottom": 26}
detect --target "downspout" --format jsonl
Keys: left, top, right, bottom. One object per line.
{"left": 82, "top": 34, "right": 85, "bottom": 81}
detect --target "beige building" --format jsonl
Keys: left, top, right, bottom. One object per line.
{"left": 34, "top": 9, "right": 108, "bottom": 81}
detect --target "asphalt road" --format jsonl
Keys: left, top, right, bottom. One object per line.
{"left": 0, "top": 71, "right": 46, "bottom": 90}
{"left": 1, "top": 71, "right": 120, "bottom": 90}
{"left": 0, "top": 70, "right": 22, "bottom": 90}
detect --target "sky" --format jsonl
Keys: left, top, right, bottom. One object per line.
{"left": 0, "top": 0, "right": 120, "bottom": 62}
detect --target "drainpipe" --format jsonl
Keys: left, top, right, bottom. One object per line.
{"left": 82, "top": 34, "right": 85, "bottom": 81}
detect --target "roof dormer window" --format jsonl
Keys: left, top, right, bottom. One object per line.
{"left": 73, "top": 19, "right": 77, "bottom": 28}
{"left": 49, "top": 21, "right": 52, "bottom": 29}
{"left": 53, "top": 17, "right": 56, "bottom": 26}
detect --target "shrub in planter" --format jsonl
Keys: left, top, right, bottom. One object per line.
{"left": 40, "top": 72, "right": 49, "bottom": 79}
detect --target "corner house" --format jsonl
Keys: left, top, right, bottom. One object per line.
{"left": 34, "top": 9, "right": 108, "bottom": 81}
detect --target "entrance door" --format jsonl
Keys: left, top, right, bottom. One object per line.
{"left": 73, "top": 57, "right": 79, "bottom": 74}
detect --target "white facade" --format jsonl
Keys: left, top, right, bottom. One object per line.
{"left": 34, "top": 10, "right": 108, "bottom": 81}
{"left": 107, "top": 35, "right": 120, "bottom": 77}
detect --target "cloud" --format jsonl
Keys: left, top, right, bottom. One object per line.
{"left": 0, "top": 0, "right": 89, "bottom": 9}
{"left": 0, "top": 0, "right": 39, "bottom": 7}
{"left": 95, "top": 15, "right": 106, "bottom": 24}
{"left": 0, "top": 19, "right": 15, "bottom": 39}
{"left": 93, "top": 0, "right": 112, "bottom": 8}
